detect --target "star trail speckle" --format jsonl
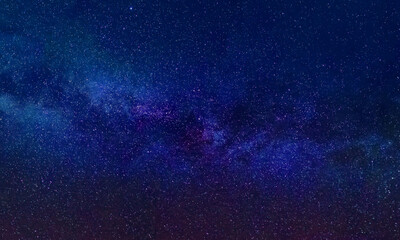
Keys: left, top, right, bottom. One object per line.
{"left": 1, "top": 0, "right": 400, "bottom": 239}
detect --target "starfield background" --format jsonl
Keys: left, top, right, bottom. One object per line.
{"left": 0, "top": 0, "right": 399, "bottom": 239}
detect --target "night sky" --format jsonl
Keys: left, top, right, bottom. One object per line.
{"left": 1, "top": 0, "right": 400, "bottom": 239}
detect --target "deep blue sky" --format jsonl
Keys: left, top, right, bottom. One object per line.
{"left": 1, "top": 0, "right": 400, "bottom": 239}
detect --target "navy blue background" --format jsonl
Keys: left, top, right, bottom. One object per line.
{"left": 1, "top": 0, "right": 400, "bottom": 239}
